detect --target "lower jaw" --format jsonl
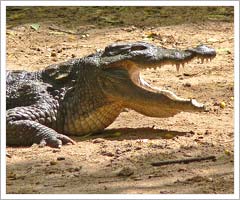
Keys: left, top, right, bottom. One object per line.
{"left": 125, "top": 72, "right": 205, "bottom": 116}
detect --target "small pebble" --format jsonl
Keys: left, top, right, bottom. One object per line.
{"left": 134, "top": 147, "right": 142, "bottom": 150}
{"left": 74, "top": 166, "right": 82, "bottom": 171}
{"left": 116, "top": 167, "right": 134, "bottom": 177}
{"left": 101, "top": 151, "right": 114, "bottom": 157}
{"left": 208, "top": 177, "right": 213, "bottom": 182}
{"left": 177, "top": 167, "right": 187, "bottom": 172}
{"left": 92, "top": 138, "right": 105, "bottom": 144}
{"left": 115, "top": 148, "right": 122, "bottom": 154}
{"left": 50, "top": 161, "right": 57, "bottom": 165}
{"left": 204, "top": 130, "right": 211, "bottom": 135}
{"left": 57, "top": 157, "right": 65, "bottom": 161}
{"left": 183, "top": 82, "right": 191, "bottom": 87}
{"left": 51, "top": 52, "right": 57, "bottom": 57}
{"left": 150, "top": 144, "right": 165, "bottom": 149}
{"left": 163, "top": 133, "right": 174, "bottom": 139}
{"left": 67, "top": 166, "right": 82, "bottom": 172}
{"left": 52, "top": 149, "right": 61, "bottom": 153}
{"left": 224, "top": 149, "right": 231, "bottom": 156}
{"left": 220, "top": 102, "right": 226, "bottom": 108}
{"left": 160, "top": 191, "right": 170, "bottom": 194}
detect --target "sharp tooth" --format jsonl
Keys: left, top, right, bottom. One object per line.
{"left": 176, "top": 64, "right": 180, "bottom": 72}
{"left": 201, "top": 58, "right": 204, "bottom": 64}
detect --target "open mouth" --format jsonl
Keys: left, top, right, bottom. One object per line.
{"left": 127, "top": 54, "right": 215, "bottom": 106}
{"left": 129, "top": 54, "right": 214, "bottom": 91}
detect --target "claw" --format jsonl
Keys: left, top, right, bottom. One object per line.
{"left": 39, "top": 139, "right": 47, "bottom": 148}
{"left": 56, "top": 134, "right": 76, "bottom": 145}
{"left": 38, "top": 134, "right": 75, "bottom": 148}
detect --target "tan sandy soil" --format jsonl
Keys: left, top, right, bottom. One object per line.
{"left": 6, "top": 19, "right": 234, "bottom": 194}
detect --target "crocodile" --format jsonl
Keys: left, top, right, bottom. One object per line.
{"left": 6, "top": 42, "right": 216, "bottom": 148}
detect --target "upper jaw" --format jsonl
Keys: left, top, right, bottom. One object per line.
{"left": 129, "top": 44, "right": 216, "bottom": 71}
{"left": 100, "top": 42, "right": 216, "bottom": 72}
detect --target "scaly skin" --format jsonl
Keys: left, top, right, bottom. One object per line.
{"left": 6, "top": 42, "right": 216, "bottom": 148}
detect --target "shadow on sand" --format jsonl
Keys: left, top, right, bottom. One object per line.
{"left": 73, "top": 127, "right": 193, "bottom": 142}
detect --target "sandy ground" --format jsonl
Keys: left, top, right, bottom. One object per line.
{"left": 6, "top": 19, "right": 234, "bottom": 194}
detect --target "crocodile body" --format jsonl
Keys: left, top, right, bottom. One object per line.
{"left": 6, "top": 42, "right": 216, "bottom": 148}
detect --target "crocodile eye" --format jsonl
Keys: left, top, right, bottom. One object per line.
{"left": 131, "top": 45, "right": 147, "bottom": 51}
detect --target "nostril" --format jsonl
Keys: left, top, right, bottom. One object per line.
{"left": 131, "top": 45, "right": 147, "bottom": 51}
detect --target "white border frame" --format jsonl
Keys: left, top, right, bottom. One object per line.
{"left": 1, "top": 1, "right": 239, "bottom": 199}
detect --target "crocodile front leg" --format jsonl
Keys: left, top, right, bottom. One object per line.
{"left": 7, "top": 106, "right": 75, "bottom": 148}
{"left": 7, "top": 120, "right": 75, "bottom": 148}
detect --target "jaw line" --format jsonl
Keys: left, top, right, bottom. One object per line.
{"left": 138, "top": 72, "right": 190, "bottom": 102}
{"left": 138, "top": 71, "right": 204, "bottom": 109}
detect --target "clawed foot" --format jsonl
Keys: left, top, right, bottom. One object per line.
{"left": 39, "top": 133, "right": 76, "bottom": 148}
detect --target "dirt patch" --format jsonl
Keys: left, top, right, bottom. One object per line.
{"left": 6, "top": 7, "right": 234, "bottom": 194}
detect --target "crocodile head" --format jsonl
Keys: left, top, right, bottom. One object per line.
{"left": 98, "top": 42, "right": 216, "bottom": 118}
